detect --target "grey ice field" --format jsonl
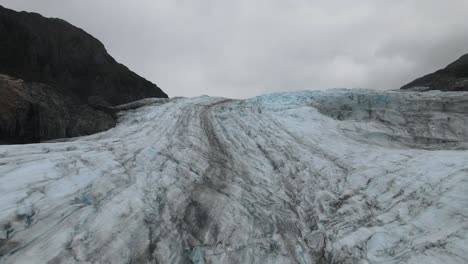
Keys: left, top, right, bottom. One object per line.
{"left": 1, "top": 89, "right": 467, "bottom": 263}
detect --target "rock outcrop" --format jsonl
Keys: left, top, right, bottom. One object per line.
{"left": 0, "top": 5, "right": 167, "bottom": 143}
{"left": 401, "top": 53, "right": 468, "bottom": 91}
{"left": 0, "top": 74, "right": 115, "bottom": 144}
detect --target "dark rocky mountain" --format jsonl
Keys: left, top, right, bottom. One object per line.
{"left": 401, "top": 54, "right": 468, "bottom": 91}
{"left": 0, "top": 5, "right": 167, "bottom": 143}
{"left": 0, "top": 74, "right": 115, "bottom": 144}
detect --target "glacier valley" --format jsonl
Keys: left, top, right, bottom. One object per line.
{"left": 0, "top": 89, "right": 467, "bottom": 264}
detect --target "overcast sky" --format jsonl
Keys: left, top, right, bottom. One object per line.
{"left": 2, "top": 0, "right": 468, "bottom": 98}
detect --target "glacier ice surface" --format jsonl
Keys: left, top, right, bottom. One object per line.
{"left": 0, "top": 89, "right": 467, "bottom": 263}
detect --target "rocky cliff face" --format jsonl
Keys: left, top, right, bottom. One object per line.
{"left": 0, "top": 74, "right": 115, "bottom": 144}
{"left": 0, "top": 5, "right": 167, "bottom": 143}
{"left": 401, "top": 54, "right": 468, "bottom": 91}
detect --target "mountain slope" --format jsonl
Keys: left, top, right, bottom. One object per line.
{"left": 0, "top": 5, "right": 167, "bottom": 104}
{"left": 402, "top": 54, "right": 468, "bottom": 91}
{"left": 0, "top": 89, "right": 467, "bottom": 263}
{"left": 0, "top": 5, "right": 167, "bottom": 143}
{"left": 0, "top": 74, "right": 115, "bottom": 144}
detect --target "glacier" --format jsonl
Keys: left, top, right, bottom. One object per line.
{"left": 0, "top": 89, "right": 467, "bottom": 264}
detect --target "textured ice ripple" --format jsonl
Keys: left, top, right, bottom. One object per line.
{"left": 0, "top": 89, "right": 467, "bottom": 264}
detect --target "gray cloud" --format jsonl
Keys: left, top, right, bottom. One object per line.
{"left": 2, "top": 0, "right": 468, "bottom": 98}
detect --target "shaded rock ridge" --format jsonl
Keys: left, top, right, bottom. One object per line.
{"left": 0, "top": 74, "right": 115, "bottom": 144}
{"left": 0, "top": 5, "right": 167, "bottom": 143}
{"left": 0, "top": 89, "right": 467, "bottom": 263}
{"left": 402, "top": 53, "right": 468, "bottom": 91}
